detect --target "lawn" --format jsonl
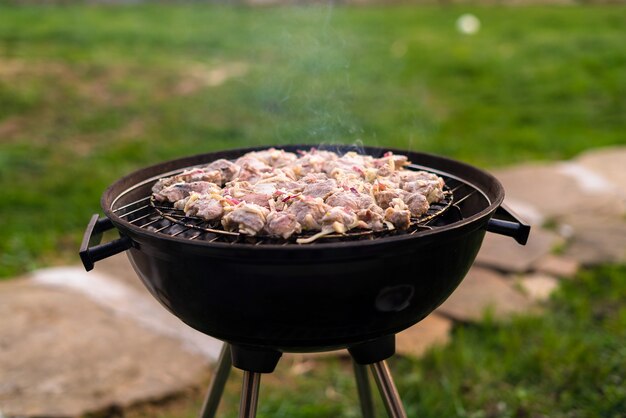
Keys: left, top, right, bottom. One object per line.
{"left": 0, "top": 4, "right": 625, "bottom": 278}
{"left": 123, "top": 265, "right": 626, "bottom": 418}
{"left": 1, "top": 5, "right": 625, "bottom": 418}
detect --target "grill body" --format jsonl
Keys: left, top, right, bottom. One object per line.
{"left": 125, "top": 222, "right": 485, "bottom": 351}
{"left": 84, "top": 145, "right": 526, "bottom": 352}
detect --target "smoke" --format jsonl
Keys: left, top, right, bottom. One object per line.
{"left": 258, "top": 4, "right": 368, "bottom": 149}
{"left": 317, "top": 138, "right": 366, "bottom": 156}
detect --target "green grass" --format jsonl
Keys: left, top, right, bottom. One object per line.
{"left": 120, "top": 264, "right": 626, "bottom": 418}
{"left": 0, "top": 4, "right": 625, "bottom": 276}
{"left": 1, "top": 6, "right": 624, "bottom": 416}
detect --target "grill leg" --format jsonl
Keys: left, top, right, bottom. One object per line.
{"left": 352, "top": 360, "right": 376, "bottom": 418}
{"left": 370, "top": 360, "right": 408, "bottom": 418}
{"left": 238, "top": 370, "right": 262, "bottom": 418}
{"left": 199, "top": 343, "right": 232, "bottom": 418}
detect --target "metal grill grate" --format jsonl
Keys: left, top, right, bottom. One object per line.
{"left": 111, "top": 164, "right": 487, "bottom": 245}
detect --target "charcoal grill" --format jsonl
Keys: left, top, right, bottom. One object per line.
{"left": 80, "top": 145, "right": 529, "bottom": 418}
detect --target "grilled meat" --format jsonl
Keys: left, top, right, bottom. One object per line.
{"left": 356, "top": 207, "right": 385, "bottom": 231}
{"left": 222, "top": 203, "right": 269, "bottom": 235}
{"left": 286, "top": 197, "right": 330, "bottom": 230}
{"left": 325, "top": 189, "right": 376, "bottom": 212}
{"left": 403, "top": 192, "right": 430, "bottom": 217}
{"left": 184, "top": 193, "right": 225, "bottom": 221}
{"left": 291, "top": 149, "right": 339, "bottom": 176}
{"left": 152, "top": 148, "right": 447, "bottom": 239}
{"left": 302, "top": 178, "right": 338, "bottom": 199}
{"left": 239, "top": 192, "right": 272, "bottom": 209}
{"left": 321, "top": 207, "right": 361, "bottom": 234}
{"left": 402, "top": 180, "right": 444, "bottom": 204}
{"left": 243, "top": 148, "right": 298, "bottom": 168}
{"left": 154, "top": 181, "right": 221, "bottom": 203}
{"left": 384, "top": 198, "right": 411, "bottom": 230}
{"left": 264, "top": 211, "right": 301, "bottom": 239}
{"left": 151, "top": 168, "right": 223, "bottom": 193}
{"left": 206, "top": 159, "right": 241, "bottom": 184}
{"left": 373, "top": 189, "right": 402, "bottom": 209}
{"left": 234, "top": 156, "right": 272, "bottom": 183}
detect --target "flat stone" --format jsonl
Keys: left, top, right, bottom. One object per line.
{"left": 476, "top": 227, "right": 563, "bottom": 273}
{"left": 493, "top": 162, "right": 624, "bottom": 220}
{"left": 499, "top": 198, "right": 545, "bottom": 226}
{"left": 396, "top": 313, "right": 452, "bottom": 357}
{"left": 561, "top": 215, "right": 626, "bottom": 265}
{"left": 531, "top": 254, "right": 579, "bottom": 278}
{"left": 575, "top": 146, "right": 626, "bottom": 199}
{"left": 518, "top": 274, "right": 560, "bottom": 302}
{"left": 31, "top": 266, "right": 223, "bottom": 360}
{"left": 0, "top": 278, "right": 212, "bottom": 418}
{"left": 93, "top": 251, "right": 146, "bottom": 292}
{"left": 436, "top": 267, "right": 534, "bottom": 322}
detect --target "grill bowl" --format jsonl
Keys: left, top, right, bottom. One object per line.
{"left": 83, "top": 145, "right": 527, "bottom": 352}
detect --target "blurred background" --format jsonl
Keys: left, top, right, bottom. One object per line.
{"left": 0, "top": 1, "right": 625, "bottom": 417}
{"left": 2, "top": 2, "right": 624, "bottom": 279}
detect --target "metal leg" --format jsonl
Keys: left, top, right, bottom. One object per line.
{"left": 353, "top": 360, "right": 376, "bottom": 418}
{"left": 199, "top": 344, "right": 232, "bottom": 418}
{"left": 370, "top": 361, "right": 408, "bottom": 418}
{"left": 201, "top": 340, "right": 403, "bottom": 418}
{"left": 238, "top": 370, "right": 262, "bottom": 418}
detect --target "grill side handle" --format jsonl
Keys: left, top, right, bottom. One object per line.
{"left": 80, "top": 214, "right": 133, "bottom": 271}
{"left": 486, "top": 204, "right": 531, "bottom": 245}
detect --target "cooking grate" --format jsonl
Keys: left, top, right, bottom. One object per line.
{"left": 111, "top": 163, "right": 488, "bottom": 245}
{"left": 149, "top": 185, "right": 452, "bottom": 240}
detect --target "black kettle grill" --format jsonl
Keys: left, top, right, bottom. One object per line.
{"left": 80, "top": 145, "right": 529, "bottom": 417}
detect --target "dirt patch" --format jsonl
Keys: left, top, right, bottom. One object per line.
{"left": 76, "top": 75, "right": 134, "bottom": 107}
{"left": 119, "top": 118, "right": 146, "bottom": 139}
{"left": 0, "top": 57, "right": 246, "bottom": 151}
{"left": 175, "top": 62, "right": 249, "bottom": 96}
{"left": 63, "top": 118, "right": 146, "bottom": 157}
{"left": 0, "top": 116, "right": 26, "bottom": 139}
{"left": 0, "top": 57, "right": 249, "bottom": 106}
{"left": 0, "top": 57, "right": 68, "bottom": 78}
{"left": 0, "top": 57, "right": 136, "bottom": 107}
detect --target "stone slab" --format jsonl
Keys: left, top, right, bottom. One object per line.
{"left": 31, "top": 266, "right": 223, "bottom": 361}
{"left": 436, "top": 267, "right": 534, "bottom": 322}
{"left": 493, "top": 162, "right": 624, "bottom": 220}
{"left": 575, "top": 146, "right": 626, "bottom": 199}
{"left": 531, "top": 254, "right": 580, "bottom": 278}
{"left": 0, "top": 278, "right": 212, "bottom": 418}
{"left": 396, "top": 313, "right": 452, "bottom": 357}
{"left": 518, "top": 273, "right": 560, "bottom": 302}
{"left": 499, "top": 197, "right": 545, "bottom": 226}
{"left": 87, "top": 254, "right": 222, "bottom": 358}
{"left": 93, "top": 251, "right": 146, "bottom": 292}
{"left": 561, "top": 215, "right": 626, "bottom": 265}
{"left": 476, "top": 227, "right": 563, "bottom": 273}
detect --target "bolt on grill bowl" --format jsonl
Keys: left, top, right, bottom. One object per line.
{"left": 80, "top": 145, "right": 529, "bottom": 353}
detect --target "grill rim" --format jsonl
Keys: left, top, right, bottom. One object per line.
{"left": 101, "top": 144, "right": 505, "bottom": 251}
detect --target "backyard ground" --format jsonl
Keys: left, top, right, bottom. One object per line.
{"left": 119, "top": 265, "right": 626, "bottom": 418}
{"left": 0, "top": 4, "right": 625, "bottom": 418}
